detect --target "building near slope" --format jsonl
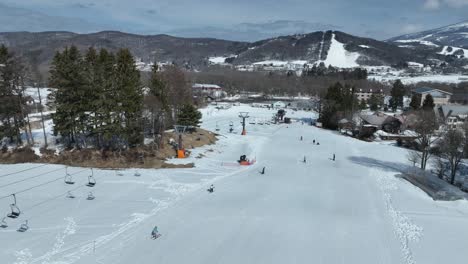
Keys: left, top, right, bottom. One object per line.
{"left": 273, "top": 101, "right": 287, "bottom": 109}
{"left": 354, "top": 88, "right": 384, "bottom": 102}
{"left": 359, "top": 113, "right": 402, "bottom": 133}
{"left": 192, "top": 84, "right": 225, "bottom": 99}
{"left": 411, "top": 87, "right": 452, "bottom": 106}
{"left": 438, "top": 105, "right": 468, "bottom": 130}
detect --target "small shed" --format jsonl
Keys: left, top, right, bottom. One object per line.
{"left": 273, "top": 101, "right": 286, "bottom": 109}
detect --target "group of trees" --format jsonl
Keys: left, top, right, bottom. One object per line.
{"left": 49, "top": 46, "right": 143, "bottom": 149}
{"left": 0, "top": 45, "right": 31, "bottom": 146}
{"left": 319, "top": 82, "right": 360, "bottom": 129}
{"left": 49, "top": 45, "right": 198, "bottom": 150}
{"left": 303, "top": 63, "right": 368, "bottom": 80}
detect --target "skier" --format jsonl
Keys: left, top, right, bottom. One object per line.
{"left": 151, "top": 226, "right": 160, "bottom": 239}
{"left": 300, "top": 136, "right": 303, "bottom": 141}
{"left": 261, "top": 167, "right": 265, "bottom": 174}
{"left": 316, "top": 142, "right": 320, "bottom": 145}
{"left": 332, "top": 154, "right": 335, "bottom": 161}
{"left": 303, "top": 156, "right": 307, "bottom": 163}
{"left": 207, "top": 184, "right": 214, "bottom": 193}
{"left": 313, "top": 139, "right": 315, "bottom": 144}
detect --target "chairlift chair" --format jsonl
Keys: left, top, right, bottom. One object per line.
{"left": 17, "top": 220, "right": 29, "bottom": 232}
{"left": 86, "top": 168, "right": 96, "bottom": 187}
{"left": 7, "top": 194, "right": 21, "bottom": 219}
{"left": 66, "top": 191, "right": 75, "bottom": 199}
{"left": 64, "top": 166, "right": 75, "bottom": 184}
{"left": 1, "top": 217, "right": 7, "bottom": 228}
{"left": 87, "top": 192, "right": 95, "bottom": 200}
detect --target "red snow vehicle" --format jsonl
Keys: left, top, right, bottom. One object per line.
{"left": 238, "top": 155, "right": 256, "bottom": 166}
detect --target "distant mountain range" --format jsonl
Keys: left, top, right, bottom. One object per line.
{"left": 389, "top": 20, "right": 468, "bottom": 48}
{"left": 0, "top": 21, "right": 467, "bottom": 78}
{"left": 168, "top": 20, "right": 341, "bottom": 42}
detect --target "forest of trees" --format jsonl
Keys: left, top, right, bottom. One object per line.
{"left": 0, "top": 45, "right": 30, "bottom": 146}
{"left": 47, "top": 46, "right": 197, "bottom": 150}
{"left": 0, "top": 44, "right": 200, "bottom": 152}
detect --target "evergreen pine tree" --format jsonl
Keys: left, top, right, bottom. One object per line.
{"left": 390, "top": 79, "right": 405, "bottom": 112}
{"left": 409, "top": 94, "right": 421, "bottom": 110}
{"left": 422, "top": 94, "right": 435, "bottom": 110}
{"left": 177, "top": 104, "right": 202, "bottom": 127}
{"left": 49, "top": 46, "right": 86, "bottom": 146}
{"left": 0, "top": 45, "right": 25, "bottom": 144}
{"left": 114, "top": 48, "right": 142, "bottom": 148}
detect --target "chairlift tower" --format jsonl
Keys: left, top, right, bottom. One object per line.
{"left": 239, "top": 112, "right": 250, "bottom": 135}
{"left": 174, "top": 125, "right": 188, "bottom": 158}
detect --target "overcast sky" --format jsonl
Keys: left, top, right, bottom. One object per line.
{"left": 0, "top": 0, "right": 467, "bottom": 40}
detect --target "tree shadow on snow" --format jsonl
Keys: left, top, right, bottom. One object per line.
{"left": 348, "top": 156, "right": 416, "bottom": 175}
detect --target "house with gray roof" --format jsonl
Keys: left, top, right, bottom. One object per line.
{"left": 412, "top": 87, "right": 452, "bottom": 106}
{"left": 438, "top": 105, "right": 468, "bottom": 130}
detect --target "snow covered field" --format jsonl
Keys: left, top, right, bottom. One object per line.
{"left": 1, "top": 104, "right": 467, "bottom": 264}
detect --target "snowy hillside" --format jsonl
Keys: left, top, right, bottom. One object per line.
{"left": 389, "top": 20, "right": 468, "bottom": 48}
{"left": 321, "top": 33, "right": 360, "bottom": 68}
{"left": 1, "top": 104, "right": 467, "bottom": 264}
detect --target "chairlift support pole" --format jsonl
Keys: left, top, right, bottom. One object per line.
{"left": 239, "top": 112, "right": 250, "bottom": 135}
{"left": 36, "top": 84, "right": 48, "bottom": 148}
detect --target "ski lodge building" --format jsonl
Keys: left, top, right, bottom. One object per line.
{"left": 192, "top": 84, "right": 225, "bottom": 99}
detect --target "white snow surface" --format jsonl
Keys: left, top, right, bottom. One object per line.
{"left": 322, "top": 33, "right": 360, "bottom": 68}
{"left": 394, "top": 39, "right": 439, "bottom": 47}
{"left": 438, "top": 46, "right": 468, "bottom": 57}
{"left": 370, "top": 74, "right": 468, "bottom": 84}
{"left": 1, "top": 104, "right": 468, "bottom": 264}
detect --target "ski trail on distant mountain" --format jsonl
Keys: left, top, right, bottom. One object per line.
{"left": 318, "top": 31, "right": 326, "bottom": 61}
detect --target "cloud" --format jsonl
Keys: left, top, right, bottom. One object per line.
{"left": 401, "top": 24, "right": 423, "bottom": 34}
{"left": 424, "top": 0, "right": 468, "bottom": 9}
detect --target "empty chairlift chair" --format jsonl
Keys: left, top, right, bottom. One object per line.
{"left": 1, "top": 217, "right": 7, "bottom": 228}
{"left": 7, "top": 194, "right": 21, "bottom": 219}
{"left": 64, "top": 166, "right": 75, "bottom": 185}
{"left": 86, "top": 169, "right": 96, "bottom": 187}
{"left": 87, "top": 192, "right": 95, "bottom": 200}
{"left": 17, "top": 220, "right": 29, "bottom": 232}
{"left": 66, "top": 191, "right": 75, "bottom": 199}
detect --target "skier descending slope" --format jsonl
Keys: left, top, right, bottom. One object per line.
{"left": 303, "top": 156, "right": 307, "bottom": 163}
{"left": 260, "top": 167, "right": 266, "bottom": 175}
{"left": 332, "top": 154, "right": 335, "bottom": 161}
{"left": 207, "top": 184, "right": 215, "bottom": 193}
{"left": 151, "top": 226, "right": 161, "bottom": 239}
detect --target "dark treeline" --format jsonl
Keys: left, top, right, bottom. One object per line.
{"left": 187, "top": 68, "right": 389, "bottom": 96}
{"left": 0, "top": 45, "right": 31, "bottom": 146}
{"left": 48, "top": 45, "right": 195, "bottom": 150}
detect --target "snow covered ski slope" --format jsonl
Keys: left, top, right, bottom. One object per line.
{"left": 1, "top": 104, "right": 467, "bottom": 264}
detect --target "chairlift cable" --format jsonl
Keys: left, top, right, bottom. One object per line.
{"left": 0, "top": 167, "right": 64, "bottom": 189}
{"left": 0, "top": 168, "right": 89, "bottom": 200}
{"left": 0, "top": 164, "right": 49, "bottom": 179}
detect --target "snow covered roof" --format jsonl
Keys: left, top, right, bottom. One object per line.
{"left": 412, "top": 87, "right": 452, "bottom": 96}
{"left": 192, "top": 84, "right": 221, "bottom": 89}
{"left": 360, "top": 114, "right": 399, "bottom": 126}
{"left": 440, "top": 105, "right": 468, "bottom": 117}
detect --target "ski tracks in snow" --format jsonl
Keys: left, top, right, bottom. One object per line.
{"left": 14, "top": 217, "right": 77, "bottom": 264}
{"left": 373, "top": 169, "right": 423, "bottom": 264}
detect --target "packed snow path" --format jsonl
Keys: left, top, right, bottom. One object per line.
{"left": 1, "top": 105, "right": 467, "bottom": 264}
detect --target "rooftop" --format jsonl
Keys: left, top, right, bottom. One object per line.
{"left": 412, "top": 87, "right": 453, "bottom": 95}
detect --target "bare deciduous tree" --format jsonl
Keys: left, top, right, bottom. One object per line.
{"left": 438, "top": 129, "right": 465, "bottom": 185}
{"left": 411, "top": 109, "right": 439, "bottom": 170}
{"left": 407, "top": 150, "right": 420, "bottom": 167}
